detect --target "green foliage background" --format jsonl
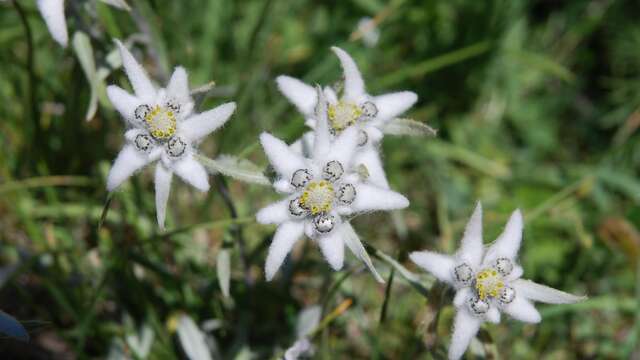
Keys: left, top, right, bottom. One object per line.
{"left": 1, "top": 0, "right": 639, "bottom": 358}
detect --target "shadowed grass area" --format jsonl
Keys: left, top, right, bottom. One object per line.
{"left": 1, "top": 0, "right": 639, "bottom": 358}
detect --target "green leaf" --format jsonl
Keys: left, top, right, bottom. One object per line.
{"left": 383, "top": 118, "right": 438, "bottom": 137}
{"left": 296, "top": 306, "right": 322, "bottom": 338}
{"left": 72, "top": 32, "right": 100, "bottom": 121}
{"left": 197, "top": 154, "right": 270, "bottom": 186}
{"left": 341, "top": 223, "right": 384, "bottom": 283}
{"left": 216, "top": 249, "right": 231, "bottom": 298}
{"left": 177, "top": 315, "right": 213, "bottom": 360}
{"left": 98, "top": 0, "right": 131, "bottom": 11}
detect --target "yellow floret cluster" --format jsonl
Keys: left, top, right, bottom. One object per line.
{"left": 299, "top": 180, "right": 335, "bottom": 215}
{"left": 145, "top": 105, "right": 177, "bottom": 139}
{"left": 475, "top": 269, "right": 504, "bottom": 300}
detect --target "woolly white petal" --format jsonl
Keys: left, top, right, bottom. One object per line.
{"left": 155, "top": 164, "right": 173, "bottom": 229}
{"left": 256, "top": 198, "right": 291, "bottom": 225}
{"left": 456, "top": 202, "right": 483, "bottom": 268}
{"left": 166, "top": 67, "right": 190, "bottom": 102}
{"left": 37, "top": 0, "right": 68, "bottom": 47}
{"left": 350, "top": 183, "right": 409, "bottom": 213}
{"left": 265, "top": 221, "right": 305, "bottom": 280}
{"left": 353, "top": 146, "right": 389, "bottom": 189}
{"left": 323, "top": 126, "right": 359, "bottom": 167}
{"left": 331, "top": 47, "right": 365, "bottom": 102}
{"left": 453, "top": 287, "right": 471, "bottom": 308}
{"left": 276, "top": 75, "right": 316, "bottom": 116}
{"left": 180, "top": 102, "right": 236, "bottom": 142}
{"left": 486, "top": 307, "right": 500, "bottom": 324}
{"left": 290, "top": 131, "right": 314, "bottom": 158}
{"left": 173, "top": 155, "right": 210, "bottom": 191}
{"left": 107, "top": 145, "right": 153, "bottom": 191}
{"left": 312, "top": 87, "right": 331, "bottom": 161}
{"left": 115, "top": 40, "right": 156, "bottom": 100}
{"left": 502, "top": 296, "right": 541, "bottom": 323}
{"left": 513, "top": 279, "right": 586, "bottom": 304}
{"left": 260, "top": 132, "right": 308, "bottom": 180}
{"left": 317, "top": 229, "right": 345, "bottom": 271}
{"left": 323, "top": 87, "right": 339, "bottom": 104}
{"left": 409, "top": 251, "right": 455, "bottom": 284}
{"left": 106, "top": 85, "right": 139, "bottom": 124}
{"left": 371, "top": 91, "right": 418, "bottom": 126}
{"left": 448, "top": 309, "right": 481, "bottom": 360}
{"left": 483, "top": 209, "right": 524, "bottom": 265}
{"left": 507, "top": 265, "right": 524, "bottom": 281}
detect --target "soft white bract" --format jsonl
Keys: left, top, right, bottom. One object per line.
{"left": 277, "top": 47, "right": 417, "bottom": 189}
{"left": 409, "top": 203, "right": 586, "bottom": 360}
{"left": 257, "top": 88, "right": 409, "bottom": 280}
{"left": 106, "top": 40, "right": 236, "bottom": 229}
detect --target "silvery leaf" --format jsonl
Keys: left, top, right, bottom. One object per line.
{"left": 383, "top": 118, "right": 437, "bottom": 137}
{"left": 341, "top": 223, "right": 384, "bottom": 283}
{"left": 216, "top": 249, "right": 231, "bottom": 298}
{"left": 177, "top": 315, "right": 212, "bottom": 360}
{"left": 197, "top": 154, "right": 270, "bottom": 186}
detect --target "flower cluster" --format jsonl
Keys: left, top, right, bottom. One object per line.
{"left": 106, "top": 40, "right": 235, "bottom": 229}
{"left": 76, "top": 21, "right": 583, "bottom": 355}
{"left": 410, "top": 203, "right": 585, "bottom": 359}
{"left": 277, "top": 47, "right": 417, "bottom": 188}
{"left": 257, "top": 87, "right": 409, "bottom": 279}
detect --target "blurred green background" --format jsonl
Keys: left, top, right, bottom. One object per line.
{"left": 1, "top": 0, "right": 639, "bottom": 358}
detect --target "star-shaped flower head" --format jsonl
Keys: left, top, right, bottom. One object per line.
{"left": 37, "top": 0, "right": 129, "bottom": 48}
{"left": 257, "top": 87, "right": 409, "bottom": 280}
{"left": 106, "top": 40, "right": 236, "bottom": 229}
{"left": 276, "top": 47, "right": 417, "bottom": 189}
{"left": 410, "top": 203, "right": 585, "bottom": 360}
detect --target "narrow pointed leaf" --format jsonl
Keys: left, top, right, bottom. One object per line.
{"left": 296, "top": 306, "right": 322, "bottom": 338}
{"left": 514, "top": 279, "right": 587, "bottom": 304}
{"left": 383, "top": 118, "right": 437, "bottom": 137}
{"left": 72, "top": 32, "right": 99, "bottom": 121}
{"left": 341, "top": 223, "right": 384, "bottom": 283}
{"left": 216, "top": 249, "right": 231, "bottom": 298}
{"left": 196, "top": 154, "right": 269, "bottom": 186}
{"left": 177, "top": 315, "right": 213, "bottom": 360}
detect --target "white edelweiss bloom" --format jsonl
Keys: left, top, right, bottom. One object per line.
{"left": 276, "top": 46, "right": 417, "bottom": 189}
{"left": 257, "top": 88, "right": 409, "bottom": 280}
{"left": 409, "top": 203, "right": 586, "bottom": 360}
{"left": 106, "top": 40, "right": 236, "bottom": 229}
{"left": 36, "top": 0, "right": 129, "bottom": 48}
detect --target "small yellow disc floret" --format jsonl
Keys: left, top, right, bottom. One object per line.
{"left": 299, "top": 180, "right": 335, "bottom": 215}
{"left": 328, "top": 101, "right": 362, "bottom": 133}
{"left": 145, "top": 105, "right": 177, "bottom": 139}
{"left": 475, "top": 269, "right": 504, "bottom": 300}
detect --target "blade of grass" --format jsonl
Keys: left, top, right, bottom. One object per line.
{"left": 378, "top": 41, "right": 491, "bottom": 88}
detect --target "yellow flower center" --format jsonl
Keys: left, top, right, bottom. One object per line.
{"left": 299, "top": 180, "right": 335, "bottom": 215}
{"left": 145, "top": 105, "right": 177, "bottom": 139}
{"left": 328, "top": 101, "right": 362, "bottom": 133}
{"left": 475, "top": 269, "right": 504, "bottom": 300}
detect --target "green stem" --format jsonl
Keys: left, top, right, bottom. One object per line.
{"left": 13, "top": 0, "right": 42, "bottom": 163}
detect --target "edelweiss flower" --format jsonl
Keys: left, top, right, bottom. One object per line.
{"left": 36, "top": 0, "right": 129, "bottom": 48}
{"left": 106, "top": 40, "right": 236, "bottom": 228}
{"left": 276, "top": 47, "right": 417, "bottom": 188}
{"left": 410, "top": 203, "right": 585, "bottom": 360}
{"left": 257, "top": 88, "right": 409, "bottom": 280}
